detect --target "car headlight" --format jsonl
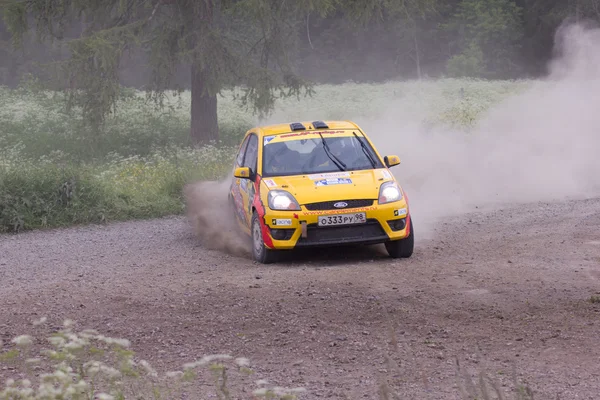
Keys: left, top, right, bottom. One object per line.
{"left": 268, "top": 190, "right": 301, "bottom": 211}
{"left": 378, "top": 181, "right": 403, "bottom": 204}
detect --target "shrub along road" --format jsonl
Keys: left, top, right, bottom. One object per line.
{"left": 0, "top": 197, "right": 599, "bottom": 399}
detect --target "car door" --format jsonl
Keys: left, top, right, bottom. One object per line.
{"left": 239, "top": 134, "right": 259, "bottom": 228}
{"left": 231, "top": 135, "right": 250, "bottom": 226}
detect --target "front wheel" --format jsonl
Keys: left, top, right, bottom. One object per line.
{"left": 385, "top": 218, "right": 414, "bottom": 259}
{"left": 251, "top": 212, "right": 278, "bottom": 264}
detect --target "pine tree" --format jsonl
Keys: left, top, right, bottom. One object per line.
{"left": 1, "top": 0, "right": 354, "bottom": 145}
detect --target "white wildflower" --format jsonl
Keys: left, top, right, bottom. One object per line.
{"left": 64, "top": 386, "right": 77, "bottom": 396}
{"left": 48, "top": 336, "right": 66, "bottom": 347}
{"left": 166, "top": 371, "right": 184, "bottom": 379}
{"left": 234, "top": 357, "right": 250, "bottom": 367}
{"left": 198, "top": 354, "right": 232, "bottom": 365}
{"left": 138, "top": 360, "right": 158, "bottom": 377}
{"left": 255, "top": 379, "right": 269, "bottom": 386}
{"left": 21, "top": 379, "right": 31, "bottom": 388}
{"left": 11, "top": 335, "right": 33, "bottom": 347}
{"left": 104, "top": 337, "right": 130, "bottom": 347}
{"left": 53, "top": 370, "right": 69, "bottom": 381}
{"left": 63, "top": 319, "right": 75, "bottom": 329}
{"left": 64, "top": 336, "right": 89, "bottom": 351}
{"left": 18, "top": 388, "right": 34, "bottom": 397}
{"left": 72, "top": 380, "right": 89, "bottom": 392}
{"left": 182, "top": 361, "right": 199, "bottom": 370}
{"left": 79, "top": 329, "right": 99, "bottom": 338}
{"left": 25, "top": 357, "right": 41, "bottom": 365}
{"left": 100, "top": 365, "right": 122, "bottom": 380}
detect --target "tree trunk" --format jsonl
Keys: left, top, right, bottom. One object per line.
{"left": 413, "top": 29, "right": 422, "bottom": 80}
{"left": 190, "top": 61, "right": 218, "bottom": 145}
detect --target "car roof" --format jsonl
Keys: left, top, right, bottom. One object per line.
{"left": 254, "top": 120, "right": 361, "bottom": 137}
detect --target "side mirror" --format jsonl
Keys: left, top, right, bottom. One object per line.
{"left": 384, "top": 155, "right": 401, "bottom": 168}
{"left": 233, "top": 166, "right": 252, "bottom": 179}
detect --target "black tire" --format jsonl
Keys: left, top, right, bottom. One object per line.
{"left": 385, "top": 218, "right": 414, "bottom": 259}
{"left": 251, "top": 212, "right": 278, "bottom": 264}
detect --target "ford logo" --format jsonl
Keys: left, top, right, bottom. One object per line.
{"left": 333, "top": 201, "right": 348, "bottom": 208}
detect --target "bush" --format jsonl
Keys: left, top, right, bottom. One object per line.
{"left": 0, "top": 146, "right": 235, "bottom": 233}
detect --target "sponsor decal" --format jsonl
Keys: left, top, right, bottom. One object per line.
{"left": 394, "top": 208, "right": 407, "bottom": 217}
{"left": 315, "top": 178, "right": 352, "bottom": 187}
{"left": 308, "top": 172, "right": 350, "bottom": 180}
{"left": 381, "top": 169, "right": 392, "bottom": 179}
{"left": 263, "top": 179, "right": 277, "bottom": 188}
{"left": 303, "top": 206, "right": 377, "bottom": 216}
{"left": 280, "top": 130, "right": 344, "bottom": 139}
{"left": 272, "top": 218, "right": 292, "bottom": 226}
{"left": 264, "top": 136, "right": 275, "bottom": 145}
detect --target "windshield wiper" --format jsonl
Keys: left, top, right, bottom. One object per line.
{"left": 352, "top": 131, "right": 377, "bottom": 168}
{"left": 318, "top": 132, "right": 346, "bottom": 171}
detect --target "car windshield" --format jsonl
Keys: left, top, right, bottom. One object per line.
{"left": 262, "top": 134, "right": 384, "bottom": 177}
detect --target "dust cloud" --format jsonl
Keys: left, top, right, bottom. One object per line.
{"left": 186, "top": 21, "right": 600, "bottom": 251}
{"left": 359, "top": 22, "right": 600, "bottom": 238}
{"left": 183, "top": 180, "right": 251, "bottom": 257}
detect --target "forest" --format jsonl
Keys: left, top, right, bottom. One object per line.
{"left": 0, "top": 0, "right": 597, "bottom": 144}
{"left": 1, "top": 0, "right": 596, "bottom": 88}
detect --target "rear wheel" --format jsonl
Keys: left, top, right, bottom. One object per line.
{"left": 251, "top": 212, "right": 278, "bottom": 264}
{"left": 385, "top": 218, "right": 414, "bottom": 258}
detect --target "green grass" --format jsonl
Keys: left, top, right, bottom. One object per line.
{"left": 0, "top": 77, "right": 531, "bottom": 233}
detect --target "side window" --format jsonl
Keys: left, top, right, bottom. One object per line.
{"left": 242, "top": 134, "right": 259, "bottom": 172}
{"left": 235, "top": 136, "right": 250, "bottom": 167}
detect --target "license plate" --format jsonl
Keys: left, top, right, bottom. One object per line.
{"left": 318, "top": 212, "right": 366, "bottom": 226}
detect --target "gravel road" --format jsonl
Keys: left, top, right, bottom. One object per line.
{"left": 1, "top": 197, "right": 600, "bottom": 399}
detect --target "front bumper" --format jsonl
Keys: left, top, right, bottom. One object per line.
{"left": 262, "top": 202, "right": 410, "bottom": 250}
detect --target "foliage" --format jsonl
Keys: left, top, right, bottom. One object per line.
{"left": 0, "top": 144, "right": 235, "bottom": 233}
{"left": 446, "top": 42, "right": 485, "bottom": 78}
{"left": 0, "top": 0, "right": 381, "bottom": 143}
{"left": 0, "top": 318, "right": 306, "bottom": 399}
{"left": 2, "top": 0, "right": 600, "bottom": 93}
{"left": 0, "top": 78, "right": 530, "bottom": 233}
{"left": 443, "top": 0, "right": 524, "bottom": 79}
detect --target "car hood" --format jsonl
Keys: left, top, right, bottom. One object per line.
{"left": 261, "top": 169, "right": 393, "bottom": 205}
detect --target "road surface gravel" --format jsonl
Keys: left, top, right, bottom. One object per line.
{"left": 1, "top": 197, "right": 599, "bottom": 399}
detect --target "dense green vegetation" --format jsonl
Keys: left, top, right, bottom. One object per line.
{"left": 0, "top": 78, "right": 530, "bottom": 233}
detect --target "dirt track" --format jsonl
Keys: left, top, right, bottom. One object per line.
{"left": 1, "top": 197, "right": 600, "bottom": 399}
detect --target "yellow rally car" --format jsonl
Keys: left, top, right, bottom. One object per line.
{"left": 228, "top": 120, "right": 413, "bottom": 263}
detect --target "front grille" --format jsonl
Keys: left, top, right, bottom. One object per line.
{"left": 304, "top": 199, "right": 374, "bottom": 211}
{"left": 296, "top": 220, "right": 388, "bottom": 246}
